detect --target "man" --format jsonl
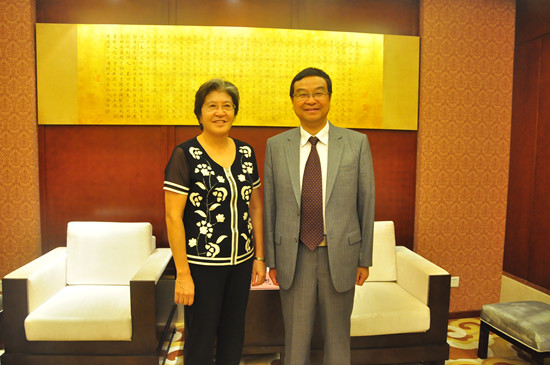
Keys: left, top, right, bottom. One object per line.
{"left": 264, "top": 67, "right": 375, "bottom": 365}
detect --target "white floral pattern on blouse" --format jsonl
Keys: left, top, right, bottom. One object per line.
{"left": 163, "top": 137, "right": 261, "bottom": 266}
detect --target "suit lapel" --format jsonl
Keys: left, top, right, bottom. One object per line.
{"left": 326, "top": 122, "right": 344, "bottom": 205}
{"left": 285, "top": 128, "right": 302, "bottom": 206}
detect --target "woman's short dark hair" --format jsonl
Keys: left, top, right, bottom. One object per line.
{"left": 289, "top": 67, "right": 332, "bottom": 98}
{"left": 194, "top": 79, "right": 240, "bottom": 129}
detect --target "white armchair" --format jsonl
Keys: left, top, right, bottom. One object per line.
{"left": 242, "top": 221, "right": 451, "bottom": 365}
{"left": 1, "top": 222, "right": 176, "bottom": 365}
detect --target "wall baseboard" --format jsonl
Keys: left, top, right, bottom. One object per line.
{"left": 501, "top": 273, "right": 550, "bottom": 305}
{"left": 448, "top": 310, "right": 481, "bottom": 319}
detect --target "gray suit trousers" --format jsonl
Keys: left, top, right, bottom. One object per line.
{"left": 279, "top": 244, "right": 355, "bottom": 365}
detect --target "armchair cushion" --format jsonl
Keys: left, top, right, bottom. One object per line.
{"left": 67, "top": 222, "right": 155, "bottom": 285}
{"left": 480, "top": 301, "right": 550, "bottom": 352}
{"left": 351, "top": 282, "right": 430, "bottom": 336}
{"left": 24, "top": 286, "right": 131, "bottom": 341}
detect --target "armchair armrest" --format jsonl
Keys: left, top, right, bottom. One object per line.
{"left": 131, "top": 248, "right": 172, "bottom": 283}
{"left": 3, "top": 248, "right": 67, "bottom": 352}
{"left": 129, "top": 248, "right": 174, "bottom": 352}
{"left": 396, "top": 246, "right": 451, "bottom": 342}
{"left": 395, "top": 246, "right": 449, "bottom": 305}
{"left": 4, "top": 247, "right": 67, "bottom": 312}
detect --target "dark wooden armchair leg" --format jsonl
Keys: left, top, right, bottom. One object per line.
{"left": 477, "top": 320, "right": 490, "bottom": 359}
{"left": 532, "top": 354, "right": 545, "bottom": 365}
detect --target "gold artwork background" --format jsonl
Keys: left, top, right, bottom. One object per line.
{"left": 37, "top": 24, "right": 419, "bottom": 130}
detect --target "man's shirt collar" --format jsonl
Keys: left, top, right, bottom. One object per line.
{"left": 300, "top": 121, "right": 329, "bottom": 147}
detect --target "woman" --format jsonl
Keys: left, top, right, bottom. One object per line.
{"left": 164, "top": 79, "right": 266, "bottom": 365}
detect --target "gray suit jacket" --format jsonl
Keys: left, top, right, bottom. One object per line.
{"left": 264, "top": 122, "right": 375, "bottom": 293}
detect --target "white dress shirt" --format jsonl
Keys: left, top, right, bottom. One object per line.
{"left": 299, "top": 122, "right": 329, "bottom": 232}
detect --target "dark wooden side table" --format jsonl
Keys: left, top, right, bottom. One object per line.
{"left": 241, "top": 282, "right": 325, "bottom": 365}
{"left": 242, "top": 284, "right": 285, "bottom": 363}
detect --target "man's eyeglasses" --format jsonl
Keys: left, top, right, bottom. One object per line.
{"left": 292, "top": 92, "right": 329, "bottom": 102}
{"left": 203, "top": 103, "right": 235, "bottom": 113}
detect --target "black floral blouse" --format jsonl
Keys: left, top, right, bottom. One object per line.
{"left": 164, "top": 137, "right": 261, "bottom": 266}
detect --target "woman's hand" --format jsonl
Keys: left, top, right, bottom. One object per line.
{"left": 175, "top": 272, "right": 195, "bottom": 306}
{"left": 251, "top": 259, "right": 266, "bottom": 286}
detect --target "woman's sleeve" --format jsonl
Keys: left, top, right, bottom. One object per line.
{"left": 163, "top": 146, "right": 190, "bottom": 195}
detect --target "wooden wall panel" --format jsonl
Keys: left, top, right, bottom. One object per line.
{"left": 505, "top": 3, "right": 550, "bottom": 293}
{"left": 40, "top": 126, "right": 171, "bottom": 251}
{"left": 515, "top": 0, "right": 550, "bottom": 45}
{"left": 296, "top": 0, "right": 419, "bottom": 35}
{"left": 366, "top": 129, "right": 417, "bottom": 247}
{"left": 36, "top": 0, "right": 420, "bottom": 251}
{"left": 36, "top": 0, "right": 419, "bottom": 34}
{"left": 39, "top": 125, "right": 417, "bottom": 250}
{"left": 529, "top": 36, "right": 550, "bottom": 290}
{"left": 175, "top": 0, "right": 293, "bottom": 28}
{"left": 503, "top": 40, "right": 540, "bottom": 278}
{"left": 36, "top": 0, "right": 173, "bottom": 24}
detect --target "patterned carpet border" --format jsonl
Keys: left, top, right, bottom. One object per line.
{"left": 447, "top": 317, "right": 532, "bottom": 365}
{"left": 164, "top": 318, "right": 540, "bottom": 364}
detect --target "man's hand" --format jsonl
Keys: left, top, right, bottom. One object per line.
{"left": 268, "top": 268, "right": 279, "bottom": 286}
{"left": 356, "top": 267, "right": 370, "bottom": 286}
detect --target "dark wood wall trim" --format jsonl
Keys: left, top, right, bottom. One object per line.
{"left": 505, "top": 1, "right": 550, "bottom": 291}
{"left": 36, "top": 0, "right": 175, "bottom": 25}
{"left": 36, "top": 0, "right": 419, "bottom": 34}
{"left": 515, "top": 0, "right": 550, "bottom": 45}
{"left": 528, "top": 35, "right": 550, "bottom": 290}
{"left": 504, "top": 39, "right": 540, "bottom": 279}
{"left": 36, "top": 0, "right": 420, "bottom": 252}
